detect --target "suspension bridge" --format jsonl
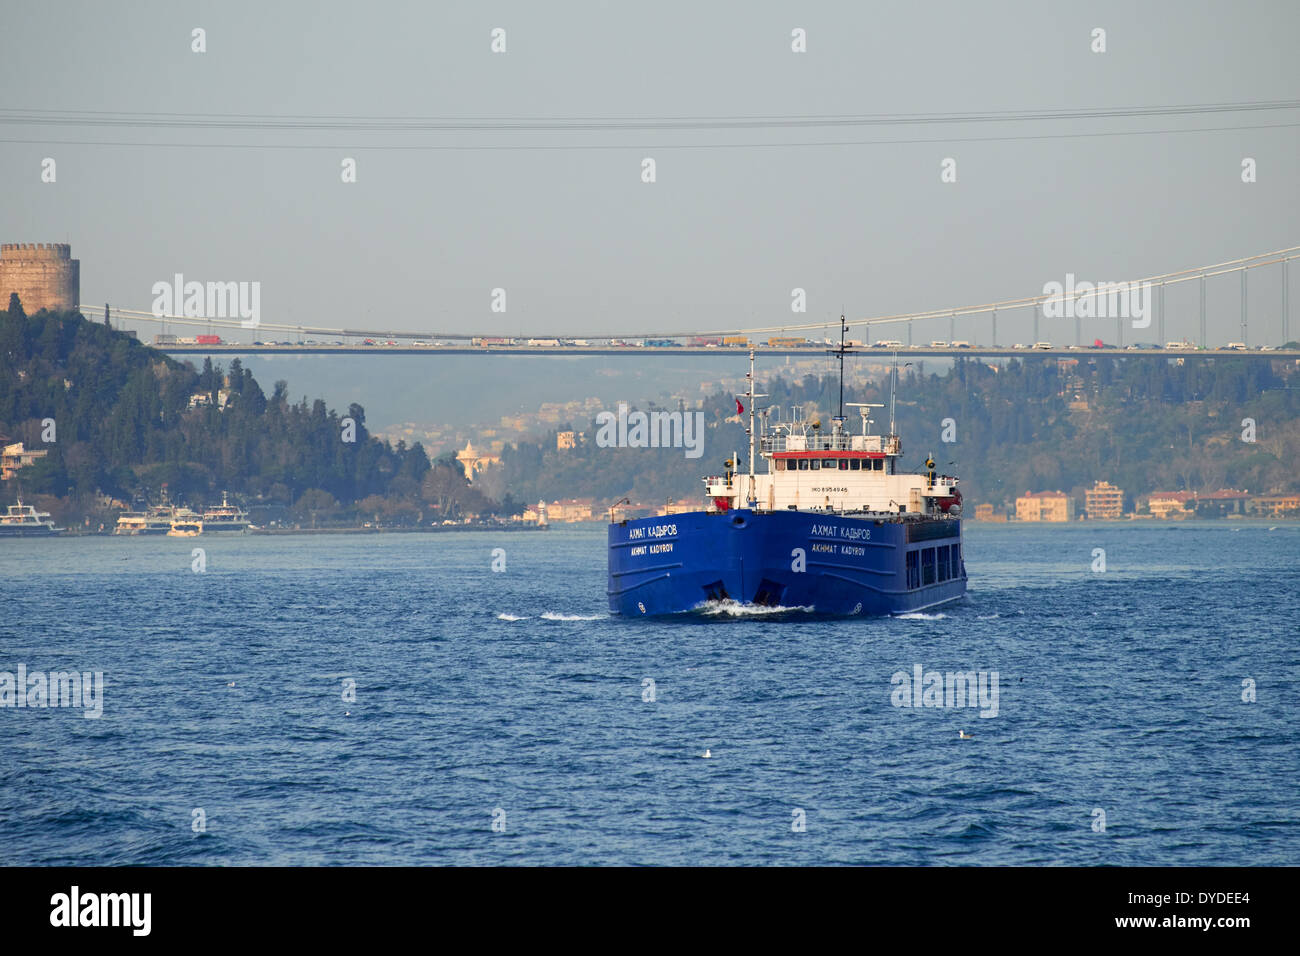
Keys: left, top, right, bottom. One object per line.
{"left": 85, "top": 244, "right": 1299, "bottom": 358}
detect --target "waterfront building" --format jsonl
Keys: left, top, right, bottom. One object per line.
{"left": 1085, "top": 480, "right": 1125, "bottom": 520}
{"left": 1252, "top": 493, "right": 1300, "bottom": 518}
{"left": 1146, "top": 491, "right": 1195, "bottom": 519}
{"left": 1015, "top": 490, "right": 1075, "bottom": 522}
{"left": 1, "top": 442, "right": 48, "bottom": 481}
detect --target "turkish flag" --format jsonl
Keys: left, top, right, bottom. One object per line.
{"left": 735, "top": 398, "right": 744, "bottom": 414}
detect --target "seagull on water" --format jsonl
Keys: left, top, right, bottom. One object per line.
{"left": 958, "top": 730, "right": 973, "bottom": 740}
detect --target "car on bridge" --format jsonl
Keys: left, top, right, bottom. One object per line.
{"left": 1031, "top": 342, "right": 1052, "bottom": 350}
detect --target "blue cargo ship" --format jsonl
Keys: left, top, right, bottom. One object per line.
{"left": 608, "top": 326, "right": 966, "bottom": 615}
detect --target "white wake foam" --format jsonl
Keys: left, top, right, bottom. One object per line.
{"left": 698, "top": 600, "right": 814, "bottom": 617}
{"left": 895, "top": 612, "right": 947, "bottom": 620}
{"left": 496, "top": 613, "right": 527, "bottom": 621}
{"left": 540, "top": 612, "right": 605, "bottom": 621}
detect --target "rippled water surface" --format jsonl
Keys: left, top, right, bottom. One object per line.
{"left": 1, "top": 522, "right": 1296, "bottom": 865}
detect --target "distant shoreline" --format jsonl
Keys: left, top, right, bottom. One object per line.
{"left": 249, "top": 524, "right": 551, "bottom": 536}
{"left": 972, "top": 517, "right": 1296, "bottom": 525}
{"left": 48, "top": 524, "right": 553, "bottom": 538}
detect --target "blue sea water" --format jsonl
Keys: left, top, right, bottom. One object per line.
{"left": 0, "top": 521, "right": 1296, "bottom": 866}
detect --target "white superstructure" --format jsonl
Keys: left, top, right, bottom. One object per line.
{"left": 702, "top": 341, "right": 962, "bottom": 518}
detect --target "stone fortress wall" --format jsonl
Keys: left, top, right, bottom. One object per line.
{"left": 0, "top": 243, "right": 80, "bottom": 313}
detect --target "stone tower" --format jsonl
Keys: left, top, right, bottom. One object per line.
{"left": 0, "top": 243, "right": 80, "bottom": 313}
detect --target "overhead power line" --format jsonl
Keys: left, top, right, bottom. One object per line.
{"left": 5, "top": 120, "right": 1298, "bottom": 152}
{"left": 3, "top": 99, "right": 1299, "bottom": 132}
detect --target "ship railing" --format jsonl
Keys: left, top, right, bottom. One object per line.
{"left": 762, "top": 435, "right": 854, "bottom": 453}
{"left": 761, "top": 434, "right": 897, "bottom": 454}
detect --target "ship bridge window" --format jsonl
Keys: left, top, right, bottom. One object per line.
{"left": 775, "top": 459, "right": 786, "bottom": 471}
{"left": 809, "top": 460, "right": 820, "bottom": 470}
{"left": 849, "top": 459, "right": 861, "bottom": 470}
{"left": 798, "top": 459, "right": 809, "bottom": 471}
{"left": 822, "top": 459, "right": 837, "bottom": 469}
{"left": 873, "top": 459, "right": 884, "bottom": 471}
{"left": 838, "top": 459, "right": 849, "bottom": 470}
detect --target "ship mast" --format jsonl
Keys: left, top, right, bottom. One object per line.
{"left": 837, "top": 313, "right": 847, "bottom": 420}
{"left": 744, "top": 347, "right": 767, "bottom": 506}
{"left": 889, "top": 352, "right": 898, "bottom": 438}
{"left": 747, "top": 348, "right": 756, "bottom": 498}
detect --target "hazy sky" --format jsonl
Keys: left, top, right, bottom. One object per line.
{"left": 4, "top": 1, "right": 1298, "bottom": 354}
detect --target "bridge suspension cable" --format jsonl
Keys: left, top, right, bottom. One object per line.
{"left": 650, "top": 245, "right": 1300, "bottom": 338}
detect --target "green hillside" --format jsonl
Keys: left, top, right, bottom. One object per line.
{"left": 0, "top": 301, "right": 452, "bottom": 524}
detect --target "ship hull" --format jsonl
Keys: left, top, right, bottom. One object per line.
{"left": 202, "top": 521, "right": 249, "bottom": 533}
{"left": 0, "top": 525, "right": 57, "bottom": 537}
{"left": 608, "top": 509, "right": 966, "bottom": 616}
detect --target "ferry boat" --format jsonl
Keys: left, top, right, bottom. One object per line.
{"left": 166, "top": 509, "right": 204, "bottom": 537}
{"left": 114, "top": 511, "right": 151, "bottom": 535}
{"left": 0, "top": 499, "right": 60, "bottom": 536}
{"left": 608, "top": 321, "right": 967, "bottom": 616}
{"left": 114, "top": 503, "right": 176, "bottom": 535}
{"left": 202, "top": 492, "right": 249, "bottom": 532}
